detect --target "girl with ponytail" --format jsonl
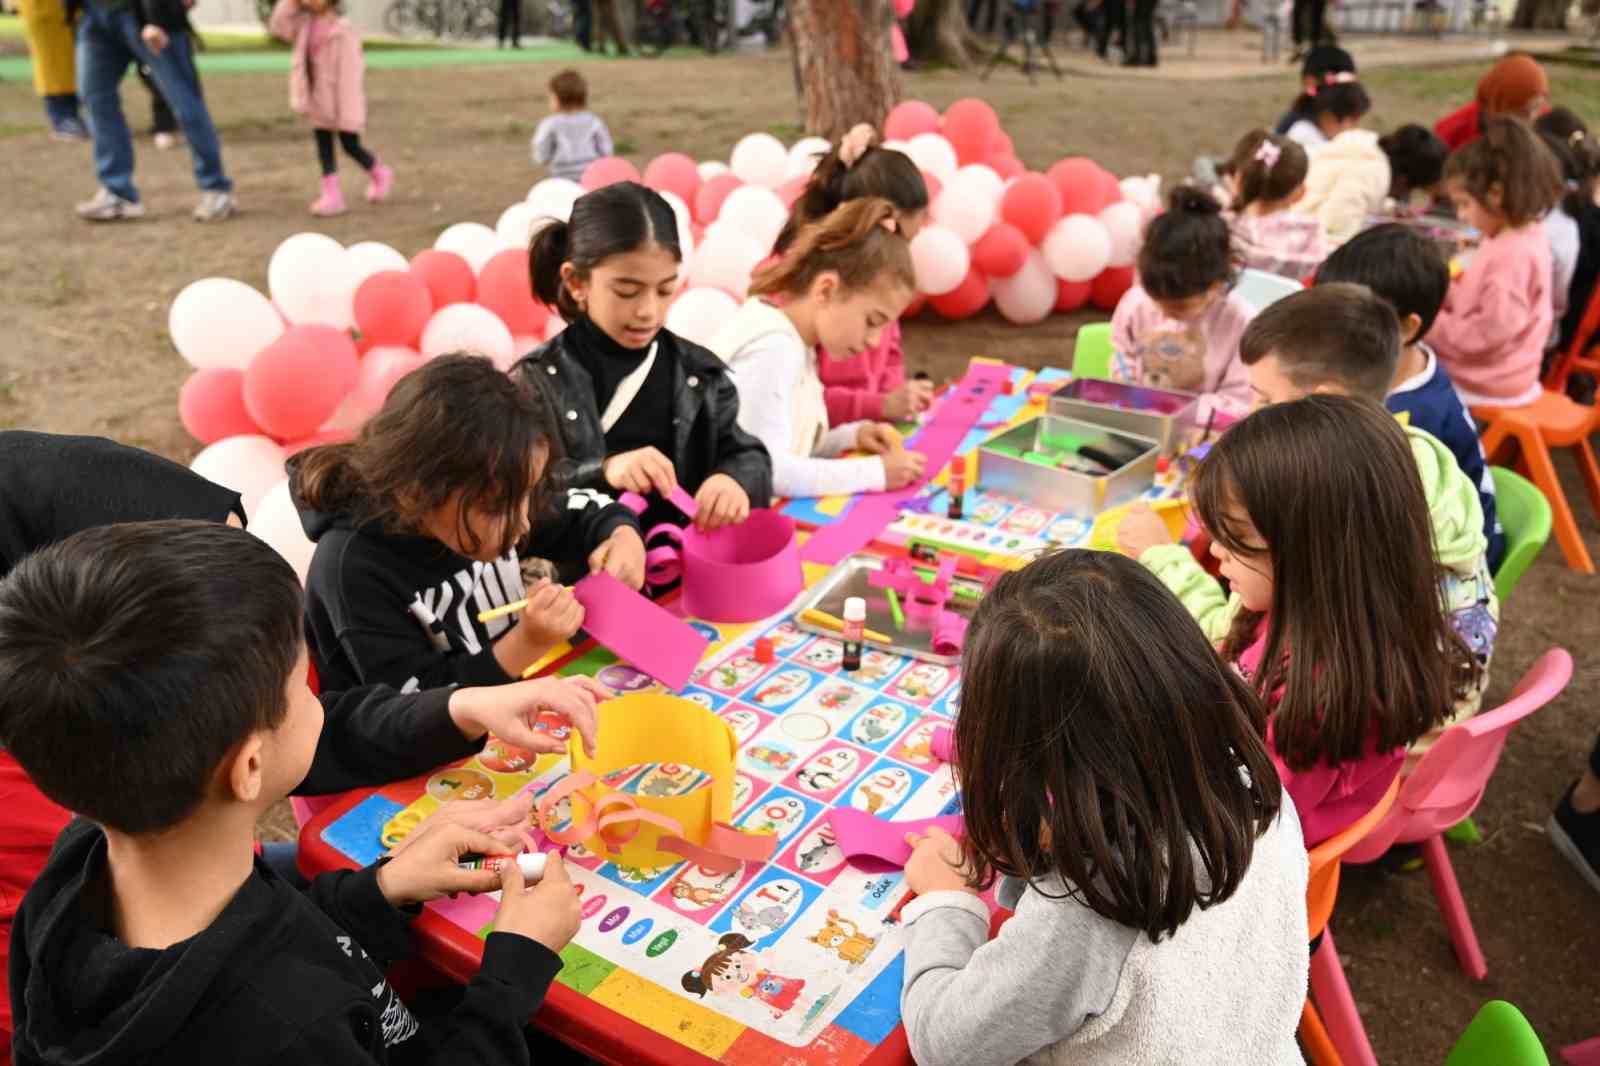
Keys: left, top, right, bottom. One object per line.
{"left": 512, "top": 181, "right": 771, "bottom": 535}
{"left": 1224, "top": 130, "right": 1328, "bottom": 282}
{"left": 707, "top": 197, "right": 927, "bottom": 500}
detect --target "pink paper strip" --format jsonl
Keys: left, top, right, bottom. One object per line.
{"left": 427, "top": 889, "right": 499, "bottom": 932}
{"left": 825, "top": 808, "right": 965, "bottom": 872}
{"left": 571, "top": 572, "right": 709, "bottom": 691}
{"left": 618, "top": 486, "right": 699, "bottom": 520}
{"left": 930, "top": 725, "right": 953, "bottom": 763}
{"left": 800, "top": 362, "right": 1013, "bottom": 565}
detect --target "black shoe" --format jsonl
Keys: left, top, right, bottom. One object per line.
{"left": 1551, "top": 784, "right": 1600, "bottom": 895}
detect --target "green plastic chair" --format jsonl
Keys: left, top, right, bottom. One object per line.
{"left": 1072, "top": 323, "right": 1114, "bottom": 381}
{"left": 1445, "top": 1001, "right": 1548, "bottom": 1066}
{"left": 1491, "top": 466, "right": 1553, "bottom": 603}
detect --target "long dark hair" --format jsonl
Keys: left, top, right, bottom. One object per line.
{"left": 954, "top": 549, "right": 1282, "bottom": 942}
{"left": 773, "top": 144, "right": 928, "bottom": 254}
{"left": 1137, "top": 185, "right": 1235, "bottom": 301}
{"left": 292, "top": 354, "right": 557, "bottom": 558}
{"left": 529, "top": 181, "right": 682, "bottom": 322}
{"left": 751, "top": 197, "right": 915, "bottom": 298}
{"left": 1193, "top": 395, "right": 1476, "bottom": 771}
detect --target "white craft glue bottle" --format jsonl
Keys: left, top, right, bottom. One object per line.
{"left": 842, "top": 596, "right": 866, "bottom": 672}
{"left": 458, "top": 852, "right": 547, "bottom": 881}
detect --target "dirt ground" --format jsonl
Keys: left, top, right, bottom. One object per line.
{"left": 2, "top": 37, "right": 1599, "bottom": 1062}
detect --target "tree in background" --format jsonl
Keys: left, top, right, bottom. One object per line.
{"left": 906, "top": 0, "right": 981, "bottom": 67}
{"left": 789, "top": 0, "right": 903, "bottom": 138}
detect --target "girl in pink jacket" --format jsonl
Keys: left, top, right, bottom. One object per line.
{"left": 270, "top": 0, "right": 394, "bottom": 216}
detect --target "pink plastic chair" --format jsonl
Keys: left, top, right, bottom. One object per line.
{"left": 1562, "top": 1037, "right": 1600, "bottom": 1066}
{"left": 1343, "top": 648, "right": 1574, "bottom": 981}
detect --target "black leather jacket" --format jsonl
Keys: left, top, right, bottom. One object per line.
{"left": 512, "top": 326, "right": 773, "bottom": 509}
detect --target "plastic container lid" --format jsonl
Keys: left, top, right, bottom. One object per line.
{"left": 843, "top": 596, "right": 867, "bottom": 622}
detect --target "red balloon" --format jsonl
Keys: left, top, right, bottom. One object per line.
{"left": 179, "top": 368, "right": 261, "bottom": 444}
{"left": 353, "top": 270, "right": 432, "bottom": 349}
{"left": 642, "top": 152, "right": 701, "bottom": 204}
{"left": 885, "top": 100, "right": 942, "bottom": 142}
{"left": 987, "top": 154, "right": 1025, "bottom": 181}
{"left": 477, "top": 249, "right": 549, "bottom": 337}
{"left": 928, "top": 267, "right": 990, "bottom": 320}
{"left": 904, "top": 294, "right": 927, "bottom": 318}
{"left": 581, "top": 156, "right": 641, "bottom": 191}
{"left": 942, "top": 98, "right": 1002, "bottom": 166}
{"left": 1055, "top": 279, "right": 1093, "bottom": 313}
{"left": 995, "top": 131, "right": 1016, "bottom": 156}
{"left": 1048, "top": 157, "right": 1121, "bottom": 216}
{"left": 920, "top": 170, "right": 943, "bottom": 205}
{"left": 410, "top": 250, "right": 476, "bottom": 309}
{"left": 972, "top": 222, "right": 1029, "bottom": 279}
{"left": 282, "top": 429, "right": 352, "bottom": 456}
{"left": 1000, "top": 173, "right": 1063, "bottom": 246}
{"left": 1091, "top": 266, "right": 1136, "bottom": 311}
{"left": 244, "top": 324, "right": 360, "bottom": 440}
{"left": 694, "top": 173, "right": 744, "bottom": 225}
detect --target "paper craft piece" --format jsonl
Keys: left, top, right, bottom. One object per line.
{"left": 1086, "top": 496, "right": 1190, "bottom": 553}
{"left": 535, "top": 692, "right": 778, "bottom": 872}
{"left": 571, "top": 572, "right": 709, "bottom": 691}
{"left": 618, "top": 486, "right": 700, "bottom": 520}
{"left": 930, "top": 725, "right": 953, "bottom": 763}
{"left": 825, "top": 808, "right": 965, "bottom": 871}
{"left": 932, "top": 612, "right": 968, "bottom": 656}
{"left": 645, "top": 510, "right": 803, "bottom": 623}
{"left": 801, "top": 361, "right": 1014, "bottom": 565}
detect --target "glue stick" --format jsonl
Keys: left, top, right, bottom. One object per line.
{"left": 460, "top": 852, "right": 547, "bottom": 881}
{"left": 841, "top": 597, "right": 866, "bottom": 672}
{"left": 947, "top": 456, "right": 966, "bottom": 520}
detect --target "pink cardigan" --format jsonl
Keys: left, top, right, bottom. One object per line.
{"left": 817, "top": 321, "right": 906, "bottom": 424}
{"left": 1429, "top": 223, "right": 1550, "bottom": 406}
{"left": 269, "top": 0, "right": 367, "bottom": 133}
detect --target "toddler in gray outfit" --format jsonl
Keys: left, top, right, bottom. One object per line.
{"left": 533, "top": 69, "right": 613, "bottom": 183}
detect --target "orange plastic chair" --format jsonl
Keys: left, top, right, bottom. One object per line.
{"left": 1470, "top": 392, "right": 1600, "bottom": 574}
{"left": 1298, "top": 775, "right": 1403, "bottom": 1066}
{"left": 1545, "top": 279, "right": 1600, "bottom": 395}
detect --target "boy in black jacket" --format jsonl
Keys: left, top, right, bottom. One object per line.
{"left": 2, "top": 522, "right": 580, "bottom": 1065}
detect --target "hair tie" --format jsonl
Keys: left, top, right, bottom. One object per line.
{"left": 1254, "top": 140, "right": 1282, "bottom": 168}
{"left": 1324, "top": 72, "right": 1356, "bottom": 86}
{"left": 1571, "top": 130, "right": 1587, "bottom": 146}
{"left": 879, "top": 214, "right": 899, "bottom": 234}
{"left": 839, "top": 124, "right": 876, "bottom": 168}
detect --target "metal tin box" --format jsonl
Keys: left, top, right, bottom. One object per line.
{"left": 975, "top": 414, "right": 1158, "bottom": 517}
{"left": 1047, "top": 378, "right": 1198, "bottom": 456}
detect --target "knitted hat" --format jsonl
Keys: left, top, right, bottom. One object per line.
{"left": 1476, "top": 54, "right": 1549, "bottom": 118}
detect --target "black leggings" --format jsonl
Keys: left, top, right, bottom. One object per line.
{"left": 315, "top": 129, "right": 376, "bottom": 176}
{"left": 497, "top": 0, "right": 520, "bottom": 43}
{"left": 1292, "top": 0, "right": 1327, "bottom": 45}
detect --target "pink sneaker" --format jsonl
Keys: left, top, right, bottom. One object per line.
{"left": 366, "top": 162, "right": 394, "bottom": 203}
{"left": 310, "top": 174, "right": 345, "bottom": 216}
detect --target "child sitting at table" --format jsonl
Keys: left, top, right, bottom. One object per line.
{"left": 1118, "top": 394, "right": 1479, "bottom": 844}
{"left": 708, "top": 197, "right": 927, "bottom": 499}
{"left": 1316, "top": 224, "right": 1507, "bottom": 571}
{"left": 1110, "top": 185, "right": 1254, "bottom": 420}
{"left": 514, "top": 180, "right": 771, "bottom": 535}
{"left": 293, "top": 353, "right": 645, "bottom": 692}
{"left": 1380, "top": 124, "right": 1450, "bottom": 215}
{"left": 780, "top": 124, "right": 935, "bottom": 425}
{"left": 899, "top": 549, "right": 1308, "bottom": 1064}
{"left": 1431, "top": 116, "right": 1565, "bottom": 407}
{"left": 1225, "top": 129, "right": 1329, "bottom": 281}
{"left": 1274, "top": 44, "right": 1356, "bottom": 137}
{"left": 0, "top": 521, "right": 584, "bottom": 1066}
{"left": 1538, "top": 108, "right": 1600, "bottom": 357}
{"left": 1296, "top": 80, "right": 1392, "bottom": 245}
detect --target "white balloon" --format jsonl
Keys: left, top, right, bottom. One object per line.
{"left": 1042, "top": 214, "right": 1114, "bottom": 283}
{"left": 1098, "top": 201, "right": 1145, "bottom": 269}
{"left": 785, "top": 136, "right": 832, "bottom": 181}
{"left": 880, "top": 139, "right": 912, "bottom": 155}
{"left": 189, "top": 434, "right": 287, "bottom": 518}
{"left": 658, "top": 189, "right": 697, "bottom": 267}
{"left": 910, "top": 226, "right": 970, "bottom": 296}
{"left": 905, "top": 133, "right": 958, "bottom": 183}
{"left": 1120, "top": 174, "right": 1163, "bottom": 222}
{"left": 931, "top": 170, "right": 999, "bottom": 245}
{"left": 168, "top": 278, "right": 284, "bottom": 371}
{"left": 690, "top": 229, "right": 768, "bottom": 301}
{"left": 420, "top": 303, "right": 516, "bottom": 370}
{"left": 729, "top": 132, "right": 788, "bottom": 188}
{"left": 268, "top": 232, "right": 355, "bottom": 330}
{"left": 666, "top": 287, "right": 740, "bottom": 348}
{"left": 250, "top": 478, "right": 316, "bottom": 584}
{"left": 526, "top": 177, "right": 585, "bottom": 223}
{"left": 698, "top": 160, "right": 731, "bottom": 181}
{"left": 718, "top": 184, "right": 789, "bottom": 253}
{"left": 496, "top": 202, "right": 551, "bottom": 251}
{"left": 955, "top": 164, "right": 1006, "bottom": 204}
{"left": 989, "top": 249, "right": 1058, "bottom": 325}
{"left": 434, "top": 222, "right": 500, "bottom": 275}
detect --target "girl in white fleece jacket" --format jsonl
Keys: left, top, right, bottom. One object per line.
{"left": 900, "top": 549, "right": 1308, "bottom": 1066}
{"left": 1295, "top": 80, "right": 1392, "bottom": 245}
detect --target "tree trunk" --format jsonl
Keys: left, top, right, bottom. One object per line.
{"left": 790, "top": 0, "right": 903, "bottom": 139}
{"left": 1510, "top": 0, "right": 1566, "bottom": 27}
{"left": 906, "top": 0, "right": 982, "bottom": 67}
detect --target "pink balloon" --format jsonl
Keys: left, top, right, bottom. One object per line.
{"left": 353, "top": 270, "right": 433, "bottom": 349}
{"left": 244, "top": 325, "right": 360, "bottom": 440}
{"left": 885, "top": 100, "right": 942, "bottom": 143}
{"left": 409, "top": 250, "right": 477, "bottom": 308}
{"left": 1001, "top": 174, "right": 1063, "bottom": 246}
{"left": 282, "top": 429, "right": 352, "bottom": 456}
{"left": 921, "top": 170, "right": 943, "bottom": 205}
{"left": 179, "top": 368, "right": 262, "bottom": 444}
{"left": 476, "top": 249, "right": 549, "bottom": 337}
{"left": 1056, "top": 279, "right": 1093, "bottom": 313}
{"left": 929, "top": 268, "right": 990, "bottom": 320}
{"left": 1048, "top": 158, "right": 1121, "bottom": 216}
{"left": 972, "top": 222, "right": 1029, "bottom": 279}
{"left": 987, "top": 154, "right": 1025, "bottom": 180}
{"left": 354, "top": 346, "right": 426, "bottom": 414}
{"left": 694, "top": 173, "right": 744, "bottom": 225}
{"left": 643, "top": 152, "right": 702, "bottom": 204}
{"left": 582, "top": 156, "right": 641, "bottom": 191}
{"left": 778, "top": 176, "right": 808, "bottom": 209}
{"left": 942, "top": 98, "right": 1002, "bottom": 166}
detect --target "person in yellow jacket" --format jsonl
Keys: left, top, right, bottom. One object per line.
{"left": 18, "top": 0, "right": 88, "bottom": 139}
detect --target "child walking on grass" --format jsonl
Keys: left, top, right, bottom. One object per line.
{"left": 533, "top": 69, "right": 613, "bottom": 184}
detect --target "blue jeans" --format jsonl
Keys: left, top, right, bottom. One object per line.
{"left": 43, "top": 92, "right": 82, "bottom": 127}
{"left": 76, "top": 4, "right": 230, "bottom": 202}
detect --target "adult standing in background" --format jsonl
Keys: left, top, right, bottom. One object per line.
{"left": 1291, "top": 0, "right": 1332, "bottom": 64}
{"left": 18, "top": 0, "right": 89, "bottom": 139}
{"left": 497, "top": 0, "right": 521, "bottom": 47}
{"left": 572, "top": 0, "right": 592, "bottom": 48}
{"left": 591, "top": 0, "right": 628, "bottom": 54}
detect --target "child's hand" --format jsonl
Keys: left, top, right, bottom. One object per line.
{"left": 856, "top": 422, "right": 903, "bottom": 456}
{"left": 603, "top": 447, "right": 678, "bottom": 497}
{"left": 375, "top": 821, "right": 514, "bottom": 906}
{"left": 1115, "top": 501, "right": 1175, "bottom": 560}
{"left": 880, "top": 449, "right": 927, "bottom": 491}
{"left": 693, "top": 474, "right": 750, "bottom": 531}
{"left": 495, "top": 580, "right": 584, "bottom": 673}
{"left": 450, "top": 675, "right": 611, "bottom": 757}
{"left": 883, "top": 380, "right": 935, "bottom": 421}
{"left": 388, "top": 794, "right": 537, "bottom": 858}
{"left": 903, "top": 826, "right": 975, "bottom": 896}
{"left": 588, "top": 525, "right": 645, "bottom": 590}
{"left": 140, "top": 24, "right": 169, "bottom": 53}
{"left": 493, "top": 851, "right": 582, "bottom": 953}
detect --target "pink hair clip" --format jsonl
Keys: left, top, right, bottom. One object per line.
{"left": 1324, "top": 71, "right": 1357, "bottom": 85}
{"left": 1255, "top": 140, "right": 1282, "bottom": 168}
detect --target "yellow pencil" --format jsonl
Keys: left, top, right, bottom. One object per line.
{"left": 801, "top": 608, "right": 893, "bottom": 645}
{"left": 478, "top": 599, "right": 528, "bottom": 623}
